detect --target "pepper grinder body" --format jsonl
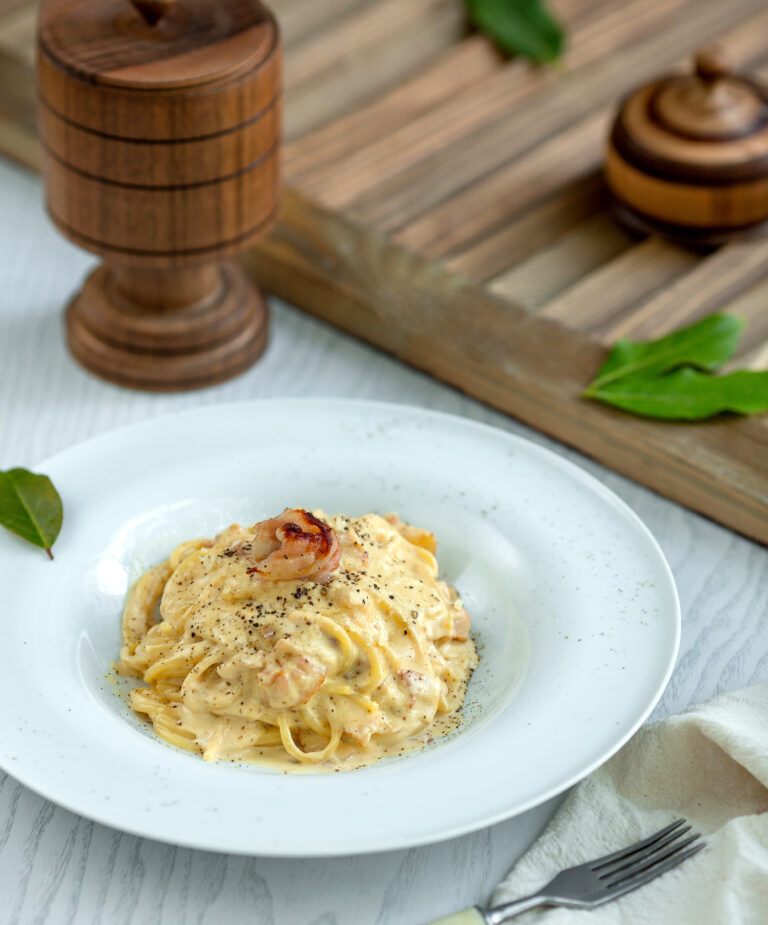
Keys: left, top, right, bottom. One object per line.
{"left": 37, "top": 0, "right": 281, "bottom": 390}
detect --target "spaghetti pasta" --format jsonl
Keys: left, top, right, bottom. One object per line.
{"left": 118, "top": 510, "right": 477, "bottom": 771}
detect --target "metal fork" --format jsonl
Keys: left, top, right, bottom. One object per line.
{"left": 428, "top": 818, "right": 705, "bottom": 924}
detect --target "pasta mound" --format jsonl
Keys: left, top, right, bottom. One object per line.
{"left": 118, "top": 510, "right": 477, "bottom": 770}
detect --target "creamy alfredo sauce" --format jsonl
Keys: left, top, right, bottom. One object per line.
{"left": 119, "top": 512, "right": 478, "bottom": 772}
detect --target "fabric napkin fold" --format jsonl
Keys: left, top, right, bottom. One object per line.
{"left": 492, "top": 683, "right": 768, "bottom": 923}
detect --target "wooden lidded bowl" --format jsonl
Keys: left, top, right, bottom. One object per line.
{"left": 37, "top": 0, "right": 281, "bottom": 391}
{"left": 606, "top": 46, "right": 768, "bottom": 247}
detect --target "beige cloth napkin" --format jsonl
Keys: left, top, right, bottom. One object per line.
{"left": 492, "top": 683, "right": 768, "bottom": 923}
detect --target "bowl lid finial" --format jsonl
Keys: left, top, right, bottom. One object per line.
{"left": 651, "top": 45, "right": 766, "bottom": 141}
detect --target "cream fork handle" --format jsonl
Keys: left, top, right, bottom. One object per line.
{"left": 427, "top": 910, "right": 486, "bottom": 925}
{"left": 427, "top": 893, "right": 549, "bottom": 924}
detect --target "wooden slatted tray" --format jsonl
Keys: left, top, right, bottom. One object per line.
{"left": 1, "top": 0, "right": 766, "bottom": 543}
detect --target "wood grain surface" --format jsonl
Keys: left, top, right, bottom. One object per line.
{"left": 1, "top": 157, "right": 767, "bottom": 925}
{"left": 1, "top": 0, "right": 767, "bottom": 537}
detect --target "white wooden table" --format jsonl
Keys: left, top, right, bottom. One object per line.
{"left": 1, "top": 157, "right": 766, "bottom": 925}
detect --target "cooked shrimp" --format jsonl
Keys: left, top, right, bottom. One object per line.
{"left": 232, "top": 509, "right": 341, "bottom": 582}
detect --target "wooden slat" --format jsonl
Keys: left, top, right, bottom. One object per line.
{"left": 298, "top": 0, "right": 728, "bottom": 214}
{"left": 0, "top": 1, "right": 35, "bottom": 64}
{"left": 285, "top": 0, "right": 459, "bottom": 90}
{"left": 540, "top": 239, "right": 699, "bottom": 336}
{"left": 488, "top": 212, "right": 635, "bottom": 308}
{"left": 339, "top": 0, "right": 768, "bottom": 230}
{"left": 285, "top": 36, "right": 502, "bottom": 181}
{"left": 447, "top": 174, "right": 607, "bottom": 282}
{"left": 0, "top": 0, "right": 32, "bottom": 19}
{"left": 0, "top": 37, "right": 37, "bottom": 170}
{"left": 741, "top": 345, "right": 768, "bottom": 375}
{"left": 602, "top": 240, "right": 768, "bottom": 341}
{"left": 296, "top": 58, "right": 548, "bottom": 203}
{"left": 242, "top": 190, "right": 768, "bottom": 545}
{"left": 394, "top": 108, "right": 610, "bottom": 258}
{"left": 298, "top": 0, "right": 690, "bottom": 210}
{"left": 283, "top": 0, "right": 467, "bottom": 141}
{"left": 271, "top": 0, "right": 371, "bottom": 48}
{"left": 294, "top": 0, "right": 650, "bottom": 206}
{"left": 284, "top": 0, "right": 597, "bottom": 180}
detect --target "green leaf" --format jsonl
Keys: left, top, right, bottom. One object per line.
{"left": 0, "top": 468, "right": 63, "bottom": 559}
{"left": 586, "top": 314, "right": 744, "bottom": 394}
{"left": 465, "top": 0, "right": 565, "bottom": 64}
{"left": 588, "top": 368, "right": 768, "bottom": 420}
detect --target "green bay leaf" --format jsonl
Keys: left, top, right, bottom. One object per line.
{"left": 465, "top": 0, "right": 565, "bottom": 64}
{"left": 588, "top": 368, "right": 768, "bottom": 421}
{"left": 0, "top": 468, "right": 63, "bottom": 559}
{"left": 586, "top": 314, "right": 744, "bottom": 393}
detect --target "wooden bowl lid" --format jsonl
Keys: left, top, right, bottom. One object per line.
{"left": 611, "top": 46, "right": 768, "bottom": 183}
{"left": 38, "top": 0, "right": 277, "bottom": 89}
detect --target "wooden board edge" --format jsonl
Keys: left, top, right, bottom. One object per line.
{"left": 241, "top": 189, "right": 768, "bottom": 547}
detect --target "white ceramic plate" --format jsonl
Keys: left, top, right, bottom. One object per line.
{"left": 0, "top": 400, "right": 679, "bottom": 856}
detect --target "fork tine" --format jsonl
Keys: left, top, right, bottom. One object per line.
{"left": 591, "top": 819, "right": 687, "bottom": 870}
{"left": 604, "top": 834, "right": 703, "bottom": 889}
{"left": 597, "top": 826, "right": 693, "bottom": 879}
{"left": 603, "top": 842, "right": 706, "bottom": 899}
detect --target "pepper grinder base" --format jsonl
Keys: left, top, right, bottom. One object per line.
{"left": 65, "top": 260, "right": 268, "bottom": 392}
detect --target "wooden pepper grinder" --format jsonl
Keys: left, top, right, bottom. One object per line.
{"left": 37, "top": 0, "right": 281, "bottom": 390}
